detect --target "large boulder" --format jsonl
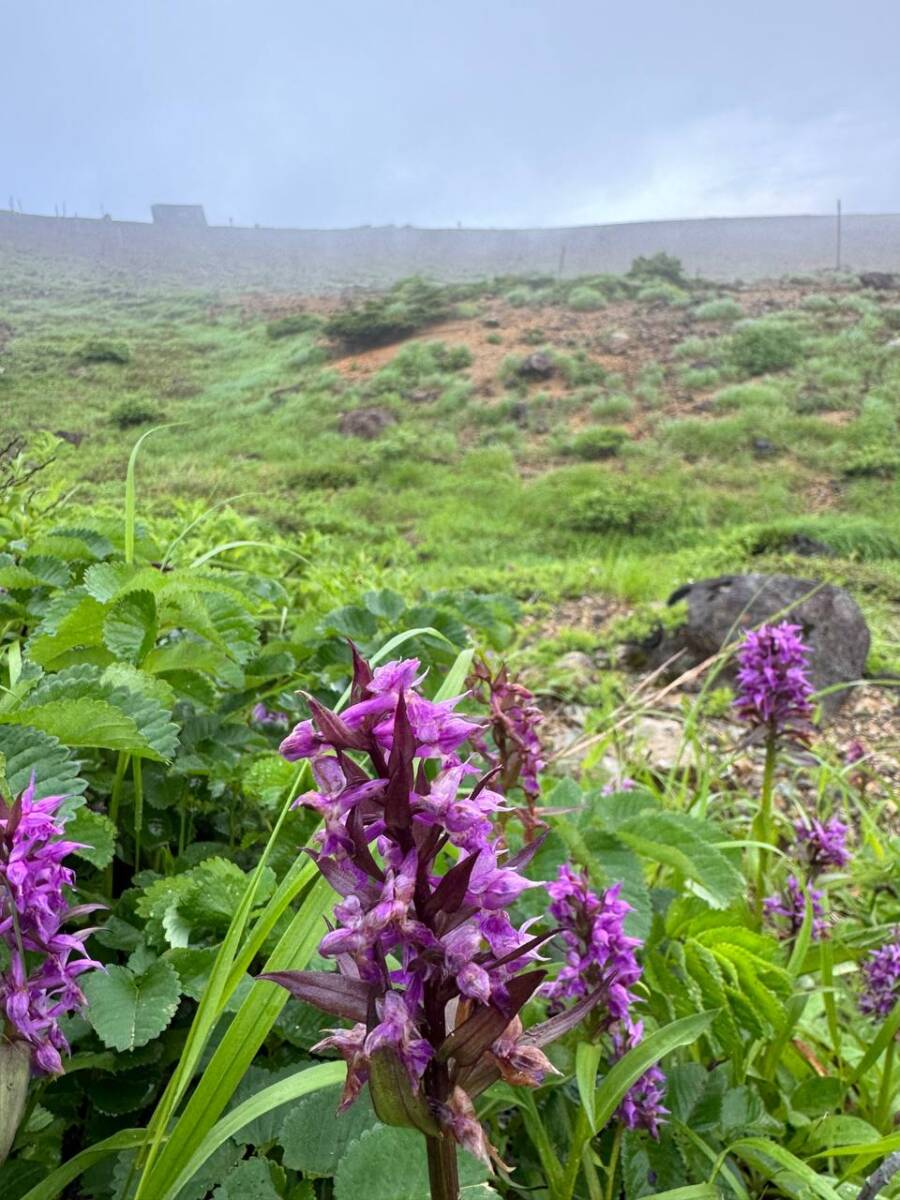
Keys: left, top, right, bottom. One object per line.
{"left": 645, "top": 573, "right": 870, "bottom": 717}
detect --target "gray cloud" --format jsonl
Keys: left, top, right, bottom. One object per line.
{"left": 3, "top": 0, "right": 899, "bottom": 227}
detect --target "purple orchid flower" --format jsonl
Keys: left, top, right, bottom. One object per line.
{"left": 734, "top": 622, "right": 815, "bottom": 741}
{"left": 764, "top": 874, "right": 827, "bottom": 940}
{"left": 794, "top": 817, "right": 850, "bottom": 873}
{"left": 469, "top": 659, "right": 545, "bottom": 803}
{"left": 859, "top": 940, "right": 900, "bottom": 1019}
{"left": 0, "top": 779, "right": 102, "bottom": 1076}
{"left": 263, "top": 651, "right": 616, "bottom": 1192}
{"left": 543, "top": 864, "right": 668, "bottom": 1137}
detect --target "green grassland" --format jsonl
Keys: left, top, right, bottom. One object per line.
{"left": 2, "top": 252, "right": 898, "bottom": 667}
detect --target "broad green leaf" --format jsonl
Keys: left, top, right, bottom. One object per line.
{"left": 83, "top": 561, "right": 140, "bottom": 603}
{"left": 616, "top": 812, "right": 743, "bottom": 908}
{"left": 592, "top": 1012, "right": 716, "bottom": 1133}
{"left": 575, "top": 1042, "right": 603, "bottom": 1127}
{"left": 28, "top": 596, "right": 107, "bottom": 667}
{"left": 82, "top": 961, "right": 181, "bottom": 1052}
{"left": 66, "top": 806, "right": 117, "bottom": 868}
{"left": 279, "top": 1084, "right": 378, "bottom": 1174}
{"left": 211, "top": 1157, "right": 280, "bottom": 1199}
{"left": 333, "top": 1125, "right": 488, "bottom": 1200}
{"left": 791, "top": 1076, "right": 842, "bottom": 1116}
{"left": 103, "top": 590, "right": 158, "bottom": 664}
{"left": 0, "top": 724, "right": 87, "bottom": 800}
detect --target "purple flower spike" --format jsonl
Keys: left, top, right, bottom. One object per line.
{"left": 544, "top": 864, "right": 667, "bottom": 1137}
{"left": 470, "top": 659, "right": 545, "bottom": 800}
{"left": 0, "top": 779, "right": 102, "bottom": 1075}
{"left": 794, "top": 817, "right": 850, "bottom": 872}
{"left": 859, "top": 940, "right": 900, "bottom": 1019}
{"left": 763, "top": 874, "right": 827, "bottom": 940}
{"left": 264, "top": 651, "right": 607, "bottom": 1167}
{"left": 734, "top": 622, "right": 815, "bottom": 740}
{"left": 251, "top": 702, "right": 288, "bottom": 728}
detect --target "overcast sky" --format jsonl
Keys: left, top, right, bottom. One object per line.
{"left": 3, "top": 0, "right": 899, "bottom": 229}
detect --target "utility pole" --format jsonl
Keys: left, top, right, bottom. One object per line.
{"left": 836, "top": 198, "right": 842, "bottom": 272}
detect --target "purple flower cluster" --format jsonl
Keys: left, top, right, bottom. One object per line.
{"left": 469, "top": 660, "right": 545, "bottom": 800}
{"left": 268, "top": 654, "right": 572, "bottom": 1162}
{"left": 734, "top": 622, "right": 815, "bottom": 739}
{"left": 859, "top": 941, "right": 900, "bottom": 1019}
{"left": 544, "top": 864, "right": 668, "bottom": 1137}
{"left": 794, "top": 818, "right": 850, "bottom": 873}
{"left": 251, "top": 702, "right": 288, "bottom": 728}
{"left": 763, "top": 874, "right": 827, "bottom": 940}
{"left": 602, "top": 777, "right": 636, "bottom": 797}
{"left": 0, "top": 780, "right": 101, "bottom": 1075}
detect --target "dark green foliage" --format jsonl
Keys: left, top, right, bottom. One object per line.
{"left": 627, "top": 252, "right": 688, "bottom": 287}
{"left": 564, "top": 474, "right": 679, "bottom": 534}
{"left": 730, "top": 321, "right": 804, "bottom": 375}
{"left": 76, "top": 338, "right": 132, "bottom": 364}
{"left": 324, "top": 277, "right": 448, "bottom": 349}
{"left": 564, "top": 426, "right": 628, "bottom": 460}
{"left": 265, "top": 312, "right": 322, "bottom": 339}
{"left": 111, "top": 400, "right": 161, "bottom": 429}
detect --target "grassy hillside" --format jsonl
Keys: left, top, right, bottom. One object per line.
{"left": 2, "top": 255, "right": 898, "bottom": 667}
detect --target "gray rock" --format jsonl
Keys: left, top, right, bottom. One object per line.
{"left": 339, "top": 407, "right": 395, "bottom": 440}
{"left": 860, "top": 272, "right": 898, "bottom": 290}
{"left": 654, "top": 573, "right": 870, "bottom": 717}
{"left": 517, "top": 352, "right": 555, "bottom": 379}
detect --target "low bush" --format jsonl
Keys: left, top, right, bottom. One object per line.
{"left": 636, "top": 282, "right": 690, "bottom": 306}
{"left": 324, "top": 277, "right": 448, "bottom": 349}
{"left": 590, "top": 393, "right": 634, "bottom": 420}
{"left": 627, "top": 251, "right": 688, "bottom": 286}
{"left": 265, "top": 312, "right": 322, "bottom": 338}
{"left": 563, "top": 426, "right": 628, "bottom": 460}
{"left": 730, "top": 319, "right": 804, "bottom": 375}
{"left": 567, "top": 285, "right": 606, "bottom": 311}
{"left": 563, "top": 473, "right": 680, "bottom": 534}
{"left": 693, "top": 297, "right": 743, "bottom": 322}
{"left": 110, "top": 399, "right": 160, "bottom": 429}
{"left": 76, "top": 337, "right": 131, "bottom": 364}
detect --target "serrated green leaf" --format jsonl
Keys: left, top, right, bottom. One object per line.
{"left": 211, "top": 1157, "right": 280, "bottom": 1200}
{"left": 67, "top": 807, "right": 117, "bottom": 868}
{"left": 83, "top": 561, "right": 140, "bottom": 603}
{"left": 0, "top": 698, "right": 167, "bottom": 760}
{"left": 0, "top": 724, "right": 87, "bottom": 800}
{"left": 101, "top": 663, "right": 176, "bottom": 709}
{"left": 279, "top": 1084, "right": 378, "bottom": 1174}
{"left": 28, "top": 596, "right": 108, "bottom": 667}
{"left": 103, "top": 590, "right": 158, "bottom": 664}
{"left": 82, "top": 961, "right": 181, "bottom": 1052}
{"left": 333, "top": 1125, "right": 488, "bottom": 1200}
{"left": 616, "top": 812, "right": 743, "bottom": 908}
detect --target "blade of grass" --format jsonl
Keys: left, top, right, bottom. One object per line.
{"left": 20, "top": 1129, "right": 146, "bottom": 1200}
{"left": 158, "top": 1062, "right": 344, "bottom": 1200}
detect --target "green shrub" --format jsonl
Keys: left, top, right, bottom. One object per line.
{"left": 505, "top": 286, "right": 534, "bottom": 307}
{"left": 590, "top": 393, "right": 634, "bottom": 421}
{"left": 290, "top": 461, "right": 360, "bottom": 489}
{"left": 799, "top": 293, "right": 836, "bottom": 314}
{"left": 636, "top": 282, "right": 690, "bottom": 306}
{"left": 628, "top": 252, "right": 687, "bottom": 287}
{"left": 324, "top": 278, "right": 448, "bottom": 349}
{"left": 563, "top": 427, "right": 628, "bottom": 460}
{"left": 567, "top": 286, "right": 606, "bottom": 312}
{"left": 110, "top": 400, "right": 159, "bottom": 429}
{"left": 693, "top": 298, "right": 743, "bottom": 323}
{"left": 76, "top": 338, "right": 131, "bottom": 364}
{"left": 712, "top": 382, "right": 784, "bottom": 412}
{"left": 289, "top": 345, "right": 330, "bottom": 370}
{"left": 842, "top": 447, "right": 899, "bottom": 478}
{"left": 265, "top": 312, "right": 322, "bottom": 339}
{"left": 729, "top": 321, "right": 804, "bottom": 375}
{"left": 563, "top": 474, "right": 677, "bottom": 534}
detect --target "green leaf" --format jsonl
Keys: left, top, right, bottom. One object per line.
{"left": 0, "top": 698, "right": 164, "bottom": 760}
{"left": 333, "top": 1125, "right": 488, "bottom": 1200}
{"left": 28, "top": 596, "right": 107, "bottom": 667}
{"left": 18, "top": 1133, "right": 144, "bottom": 1200}
{"left": 155, "top": 1062, "right": 344, "bottom": 1200}
{"left": 0, "top": 724, "right": 87, "bottom": 800}
{"left": 591, "top": 1012, "right": 717, "bottom": 1133}
{"left": 791, "top": 1076, "right": 842, "bottom": 1116}
{"left": 279, "top": 1084, "right": 378, "bottom": 1174}
{"left": 726, "top": 1138, "right": 843, "bottom": 1200}
{"left": 211, "top": 1157, "right": 281, "bottom": 1200}
{"left": 82, "top": 961, "right": 181, "bottom": 1052}
{"left": 103, "top": 590, "right": 158, "bottom": 664}
{"left": 616, "top": 813, "right": 743, "bottom": 908}
{"left": 66, "top": 807, "right": 117, "bottom": 868}
{"left": 575, "top": 1042, "right": 603, "bottom": 1128}
{"left": 622, "top": 1128, "right": 687, "bottom": 1199}
{"left": 83, "top": 561, "right": 141, "bottom": 603}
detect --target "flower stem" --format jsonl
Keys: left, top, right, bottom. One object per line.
{"left": 605, "top": 1123, "right": 623, "bottom": 1200}
{"left": 754, "top": 732, "right": 777, "bottom": 920}
{"left": 425, "top": 1133, "right": 459, "bottom": 1200}
{"left": 877, "top": 1036, "right": 896, "bottom": 1133}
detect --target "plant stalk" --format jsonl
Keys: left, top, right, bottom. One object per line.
{"left": 425, "top": 1133, "right": 460, "bottom": 1200}
{"left": 754, "top": 732, "right": 777, "bottom": 920}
